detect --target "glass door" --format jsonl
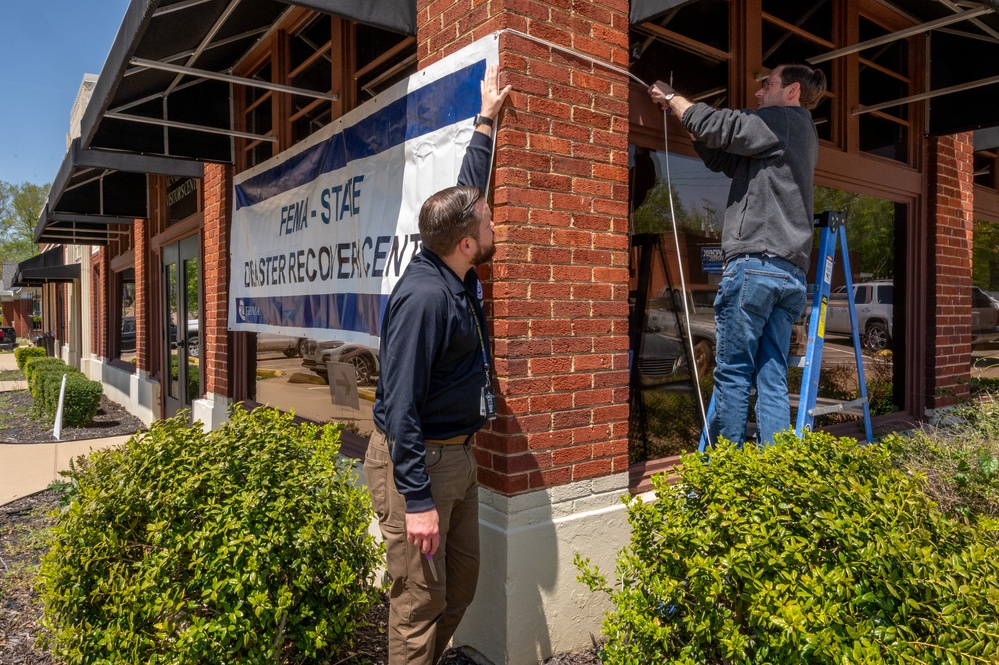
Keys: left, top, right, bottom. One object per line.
{"left": 163, "top": 235, "right": 202, "bottom": 418}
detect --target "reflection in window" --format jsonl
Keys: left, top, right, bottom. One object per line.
{"left": 975, "top": 151, "right": 997, "bottom": 190}
{"left": 762, "top": 0, "right": 834, "bottom": 142}
{"left": 253, "top": 330, "right": 380, "bottom": 436}
{"left": 972, "top": 219, "right": 999, "bottom": 375}
{"left": 628, "top": 157, "right": 905, "bottom": 461}
{"left": 116, "top": 269, "right": 136, "bottom": 364}
{"left": 808, "top": 187, "right": 905, "bottom": 425}
{"left": 291, "top": 15, "right": 334, "bottom": 143}
{"left": 629, "top": 148, "right": 730, "bottom": 462}
{"left": 630, "top": 0, "right": 729, "bottom": 112}
{"left": 857, "top": 17, "right": 911, "bottom": 163}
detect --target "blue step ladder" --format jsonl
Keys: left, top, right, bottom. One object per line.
{"left": 697, "top": 210, "right": 872, "bottom": 452}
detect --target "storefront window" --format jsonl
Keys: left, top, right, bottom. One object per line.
{"left": 630, "top": 0, "right": 729, "bottom": 112}
{"left": 972, "top": 219, "right": 999, "bottom": 377}
{"left": 808, "top": 187, "right": 905, "bottom": 426}
{"left": 762, "top": 0, "right": 834, "bottom": 142}
{"left": 857, "top": 16, "right": 911, "bottom": 163}
{"left": 115, "top": 269, "right": 136, "bottom": 364}
{"left": 628, "top": 150, "right": 906, "bottom": 462}
{"left": 975, "top": 151, "right": 997, "bottom": 190}
{"left": 629, "top": 148, "right": 729, "bottom": 462}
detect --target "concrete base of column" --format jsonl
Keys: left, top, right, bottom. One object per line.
{"left": 454, "top": 474, "right": 634, "bottom": 665}
{"left": 193, "top": 392, "right": 232, "bottom": 431}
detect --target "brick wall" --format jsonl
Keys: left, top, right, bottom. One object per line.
{"left": 417, "top": 0, "right": 632, "bottom": 495}
{"left": 14, "top": 298, "right": 33, "bottom": 339}
{"left": 203, "top": 163, "right": 231, "bottom": 396}
{"left": 90, "top": 250, "right": 106, "bottom": 358}
{"left": 135, "top": 218, "right": 149, "bottom": 371}
{"left": 3, "top": 298, "right": 30, "bottom": 341}
{"left": 926, "top": 132, "right": 975, "bottom": 408}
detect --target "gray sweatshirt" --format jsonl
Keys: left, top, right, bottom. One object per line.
{"left": 682, "top": 103, "right": 818, "bottom": 272}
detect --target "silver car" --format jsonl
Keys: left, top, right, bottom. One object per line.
{"left": 300, "top": 339, "right": 380, "bottom": 386}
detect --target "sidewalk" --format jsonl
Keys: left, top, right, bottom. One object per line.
{"left": 0, "top": 351, "right": 131, "bottom": 505}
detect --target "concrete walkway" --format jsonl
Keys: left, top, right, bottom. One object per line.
{"left": 0, "top": 350, "right": 133, "bottom": 505}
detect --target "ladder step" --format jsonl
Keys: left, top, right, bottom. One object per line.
{"left": 810, "top": 396, "right": 869, "bottom": 417}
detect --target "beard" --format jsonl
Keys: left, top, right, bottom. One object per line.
{"left": 471, "top": 240, "right": 495, "bottom": 265}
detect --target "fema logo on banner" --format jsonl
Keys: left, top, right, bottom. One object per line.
{"left": 237, "top": 299, "right": 262, "bottom": 323}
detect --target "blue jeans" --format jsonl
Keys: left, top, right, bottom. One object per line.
{"left": 709, "top": 255, "right": 807, "bottom": 446}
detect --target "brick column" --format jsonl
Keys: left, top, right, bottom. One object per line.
{"left": 202, "top": 163, "right": 232, "bottom": 399}
{"left": 14, "top": 298, "right": 33, "bottom": 339}
{"left": 135, "top": 218, "right": 150, "bottom": 372}
{"left": 926, "top": 133, "right": 975, "bottom": 408}
{"left": 418, "top": 1, "right": 631, "bottom": 661}
{"left": 92, "top": 249, "right": 108, "bottom": 358}
{"left": 420, "top": 0, "right": 631, "bottom": 497}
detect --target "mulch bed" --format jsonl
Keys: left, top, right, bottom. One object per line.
{"left": 1, "top": 491, "right": 602, "bottom": 665}
{"left": 0, "top": 391, "right": 146, "bottom": 444}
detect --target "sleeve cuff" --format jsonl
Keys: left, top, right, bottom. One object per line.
{"left": 404, "top": 488, "right": 435, "bottom": 513}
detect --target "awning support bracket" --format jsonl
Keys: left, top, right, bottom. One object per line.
{"left": 105, "top": 112, "right": 278, "bottom": 142}
{"left": 130, "top": 57, "right": 339, "bottom": 101}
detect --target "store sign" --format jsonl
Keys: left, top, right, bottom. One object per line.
{"left": 702, "top": 246, "right": 724, "bottom": 274}
{"left": 229, "top": 36, "right": 498, "bottom": 347}
{"left": 167, "top": 176, "right": 198, "bottom": 222}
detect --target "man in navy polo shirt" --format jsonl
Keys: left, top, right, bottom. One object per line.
{"left": 364, "top": 64, "right": 510, "bottom": 665}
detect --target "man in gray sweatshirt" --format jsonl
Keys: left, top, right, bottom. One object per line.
{"left": 649, "top": 63, "right": 827, "bottom": 446}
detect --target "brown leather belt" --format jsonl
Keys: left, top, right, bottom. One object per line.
{"left": 425, "top": 434, "right": 472, "bottom": 445}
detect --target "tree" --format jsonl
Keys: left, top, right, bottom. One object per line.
{"left": 0, "top": 180, "right": 50, "bottom": 262}
{"left": 814, "top": 186, "right": 895, "bottom": 280}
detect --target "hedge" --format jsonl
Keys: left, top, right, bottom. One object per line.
{"left": 578, "top": 431, "right": 999, "bottom": 664}
{"left": 39, "top": 405, "right": 383, "bottom": 664}
{"left": 14, "top": 345, "right": 46, "bottom": 370}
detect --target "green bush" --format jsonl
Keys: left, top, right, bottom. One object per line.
{"left": 39, "top": 405, "right": 383, "bottom": 665}
{"left": 887, "top": 397, "right": 999, "bottom": 524}
{"left": 60, "top": 374, "right": 103, "bottom": 427}
{"left": 577, "top": 431, "right": 999, "bottom": 663}
{"left": 14, "top": 345, "right": 46, "bottom": 370}
{"left": 27, "top": 361, "right": 83, "bottom": 422}
{"left": 24, "top": 356, "right": 66, "bottom": 383}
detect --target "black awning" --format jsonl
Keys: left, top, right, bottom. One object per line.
{"left": 35, "top": 138, "right": 202, "bottom": 245}
{"left": 279, "top": 0, "right": 415, "bottom": 35}
{"left": 11, "top": 249, "right": 81, "bottom": 288}
{"left": 80, "top": 0, "right": 413, "bottom": 163}
{"left": 631, "top": 0, "right": 703, "bottom": 25}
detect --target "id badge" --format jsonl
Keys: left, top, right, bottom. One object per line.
{"left": 481, "top": 386, "right": 498, "bottom": 420}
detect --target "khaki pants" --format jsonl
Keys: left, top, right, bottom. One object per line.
{"left": 364, "top": 431, "right": 479, "bottom": 665}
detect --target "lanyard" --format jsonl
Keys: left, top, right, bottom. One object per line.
{"left": 467, "top": 298, "right": 490, "bottom": 383}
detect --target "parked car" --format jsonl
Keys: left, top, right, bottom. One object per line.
{"left": 639, "top": 284, "right": 805, "bottom": 380}
{"left": 120, "top": 317, "right": 136, "bottom": 352}
{"left": 255, "top": 333, "right": 307, "bottom": 358}
{"left": 825, "top": 282, "right": 998, "bottom": 351}
{"left": 301, "top": 339, "right": 380, "bottom": 386}
{"left": 825, "top": 280, "right": 894, "bottom": 351}
{"left": 0, "top": 326, "right": 16, "bottom": 351}
{"left": 972, "top": 286, "right": 999, "bottom": 344}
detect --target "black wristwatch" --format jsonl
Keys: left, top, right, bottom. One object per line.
{"left": 473, "top": 114, "right": 494, "bottom": 128}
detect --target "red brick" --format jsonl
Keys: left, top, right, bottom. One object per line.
{"left": 572, "top": 458, "right": 612, "bottom": 480}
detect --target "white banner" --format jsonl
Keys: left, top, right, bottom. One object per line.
{"left": 229, "top": 35, "right": 499, "bottom": 348}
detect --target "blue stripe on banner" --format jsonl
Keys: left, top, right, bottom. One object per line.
{"left": 235, "top": 293, "right": 389, "bottom": 336}
{"left": 234, "top": 60, "right": 487, "bottom": 210}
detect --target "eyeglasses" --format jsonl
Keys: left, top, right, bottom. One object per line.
{"left": 761, "top": 78, "right": 786, "bottom": 90}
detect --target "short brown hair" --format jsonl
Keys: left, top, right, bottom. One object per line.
{"left": 418, "top": 185, "right": 484, "bottom": 256}
{"left": 779, "top": 63, "right": 827, "bottom": 111}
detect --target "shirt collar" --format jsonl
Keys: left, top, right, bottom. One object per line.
{"left": 419, "top": 248, "right": 471, "bottom": 296}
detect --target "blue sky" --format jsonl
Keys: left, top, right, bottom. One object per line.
{"left": 0, "top": 0, "right": 131, "bottom": 186}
